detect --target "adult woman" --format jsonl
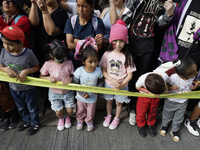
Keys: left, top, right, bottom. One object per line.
{"left": 0, "top": 0, "right": 31, "bottom": 49}
{"left": 29, "top": 0, "right": 68, "bottom": 66}
{"left": 64, "top": 0, "right": 105, "bottom": 69}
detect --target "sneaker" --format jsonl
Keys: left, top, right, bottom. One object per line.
{"left": 196, "top": 118, "right": 200, "bottom": 129}
{"left": 109, "top": 118, "right": 120, "bottom": 130}
{"left": 76, "top": 122, "right": 83, "bottom": 131}
{"left": 87, "top": 123, "right": 95, "bottom": 132}
{"left": 57, "top": 119, "right": 65, "bottom": 131}
{"left": 65, "top": 117, "right": 72, "bottom": 129}
{"left": 103, "top": 116, "right": 112, "bottom": 127}
{"left": 27, "top": 124, "right": 40, "bottom": 135}
{"left": 170, "top": 130, "right": 180, "bottom": 142}
{"left": 0, "top": 118, "right": 10, "bottom": 132}
{"left": 184, "top": 119, "right": 199, "bottom": 136}
{"left": 159, "top": 126, "right": 168, "bottom": 136}
{"left": 129, "top": 111, "right": 136, "bottom": 126}
{"left": 148, "top": 125, "right": 157, "bottom": 137}
{"left": 9, "top": 117, "right": 19, "bottom": 129}
{"left": 138, "top": 126, "right": 147, "bottom": 137}
{"left": 18, "top": 121, "right": 30, "bottom": 131}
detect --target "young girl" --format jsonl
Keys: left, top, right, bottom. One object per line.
{"left": 100, "top": 20, "right": 136, "bottom": 130}
{"left": 160, "top": 58, "right": 199, "bottom": 142}
{"left": 39, "top": 39, "right": 75, "bottom": 131}
{"left": 73, "top": 42, "right": 104, "bottom": 132}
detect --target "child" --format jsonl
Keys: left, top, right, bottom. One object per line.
{"left": 0, "top": 26, "right": 40, "bottom": 135}
{"left": 160, "top": 58, "right": 199, "bottom": 142}
{"left": 100, "top": 20, "right": 136, "bottom": 130}
{"left": 39, "top": 39, "right": 75, "bottom": 131}
{"left": 135, "top": 71, "right": 169, "bottom": 137}
{"left": 73, "top": 41, "right": 103, "bottom": 132}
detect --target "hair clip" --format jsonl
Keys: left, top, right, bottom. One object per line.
{"left": 175, "top": 60, "right": 181, "bottom": 67}
{"left": 49, "top": 44, "right": 51, "bottom": 46}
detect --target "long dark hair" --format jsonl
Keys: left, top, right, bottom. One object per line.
{"left": 107, "top": 44, "right": 134, "bottom": 68}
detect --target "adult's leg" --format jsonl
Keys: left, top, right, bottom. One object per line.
{"left": 129, "top": 52, "right": 153, "bottom": 112}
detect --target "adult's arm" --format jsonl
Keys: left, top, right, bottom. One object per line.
{"left": 158, "top": 0, "right": 175, "bottom": 26}
{"left": 66, "top": 34, "right": 76, "bottom": 50}
{"left": 29, "top": 0, "right": 39, "bottom": 26}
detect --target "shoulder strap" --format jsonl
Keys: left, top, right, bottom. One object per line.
{"left": 71, "top": 15, "right": 98, "bottom": 32}
{"left": 71, "top": 15, "right": 78, "bottom": 29}
{"left": 92, "top": 15, "right": 98, "bottom": 32}
{"left": 14, "top": 15, "right": 24, "bottom": 24}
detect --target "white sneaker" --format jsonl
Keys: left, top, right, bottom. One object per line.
{"left": 129, "top": 112, "right": 136, "bottom": 126}
{"left": 196, "top": 118, "right": 200, "bottom": 129}
{"left": 184, "top": 119, "right": 199, "bottom": 136}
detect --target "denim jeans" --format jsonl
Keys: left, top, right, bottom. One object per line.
{"left": 10, "top": 87, "right": 40, "bottom": 125}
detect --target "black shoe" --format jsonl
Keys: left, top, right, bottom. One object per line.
{"left": 0, "top": 118, "right": 10, "bottom": 132}
{"left": 138, "top": 126, "right": 147, "bottom": 137}
{"left": 27, "top": 124, "right": 40, "bottom": 135}
{"left": 18, "top": 121, "right": 30, "bottom": 131}
{"left": 9, "top": 117, "right": 19, "bottom": 129}
{"left": 148, "top": 125, "right": 157, "bottom": 137}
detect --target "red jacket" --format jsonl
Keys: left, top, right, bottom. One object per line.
{"left": 0, "top": 14, "right": 31, "bottom": 49}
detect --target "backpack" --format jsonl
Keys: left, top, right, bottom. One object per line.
{"left": 12, "top": 14, "right": 35, "bottom": 51}
{"left": 70, "top": 15, "right": 98, "bottom": 32}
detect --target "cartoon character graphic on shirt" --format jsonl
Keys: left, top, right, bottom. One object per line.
{"left": 8, "top": 63, "right": 23, "bottom": 73}
{"left": 51, "top": 70, "right": 67, "bottom": 81}
{"left": 109, "top": 59, "right": 122, "bottom": 76}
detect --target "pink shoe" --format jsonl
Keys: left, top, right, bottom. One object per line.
{"left": 65, "top": 117, "right": 72, "bottom": 129}
{"left": 109, "top": 118, "right": 120, "bottom": 130}
{"left": 57, "top": 119, "right": 65, "bottom": 131}
{"left": 103, "top": 116, "right": 112, "bottom": 127}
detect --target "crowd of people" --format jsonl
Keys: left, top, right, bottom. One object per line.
{"left": 0, "top": 0, "right": 200, "bottom": 143}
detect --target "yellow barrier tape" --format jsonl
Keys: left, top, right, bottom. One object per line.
{"left": 0, "top": 71, "right": 200, "bottom": 99}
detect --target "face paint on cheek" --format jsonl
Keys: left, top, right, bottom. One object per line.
{"left": 112, "top": 42, "right": 116, "bottom": 49}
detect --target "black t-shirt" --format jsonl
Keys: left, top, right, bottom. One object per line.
{"left": 176, "top": 0, "right": 200, "bottom": 53}
{"left": 128, "top": 0, "right": 164, "bottom": 53}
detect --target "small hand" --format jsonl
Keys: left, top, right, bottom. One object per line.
{"left": 191, "top": 81, "right": 200, "bottom": 90}
{"left": 111, "top": 78, "right": 120, "bottom": 88}
{"left": 62, "top": 77, "right": 72, "bottom": 85}
{"left": 84, "top": 93, "right": 90, "bottom": 99}
{"left": 17, "top": 70, "right": 28, "bottom": 82}
{"left": 6, "top": 68, "right": 18, "bottom": 78}
{"left": 171, "top": 85, "right": 179, "bottom": 90}
{"left": 48, "top": 77, "right": 57, "bottom": 83}
{"left": 164, "top": 0, "right": 174, "bottom": 17}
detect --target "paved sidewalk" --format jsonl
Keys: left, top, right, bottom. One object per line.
{"left": 0, "top": 88, "right": 200, "bottom": 150}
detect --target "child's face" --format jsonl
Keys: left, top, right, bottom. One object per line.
{"left": 2, "top": 38, "right": 23, "bottom": 55}
{"left": 112, "top": 40, "right": 125, "bottom": 53}
{"left": 83, "top": 56, "right": 98, "bottom": 73}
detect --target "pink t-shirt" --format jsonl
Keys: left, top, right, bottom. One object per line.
{"left": 40, "top": 60, "right": 74, "bottom": 94}
{"left": 99, "top": 51, "right": 136, "bottom": 88}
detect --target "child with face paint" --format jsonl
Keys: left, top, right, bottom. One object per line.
{"left": 100, "top": 20, "right": 136, "bottom": 130}
{"left": 39, "top": 39, "right": 75, "bottom": 131}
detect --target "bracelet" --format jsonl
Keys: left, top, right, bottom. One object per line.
{"left": 42, "top": 11, "right": 49, "bottom": 14}
{"left": 29, "top": 68, "right": 31, "bottom": 74}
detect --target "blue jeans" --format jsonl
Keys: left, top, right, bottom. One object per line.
{"left": 10, "top": 87, "right": 40, "bottom": 125}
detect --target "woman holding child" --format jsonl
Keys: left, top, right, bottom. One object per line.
{"left": 64, "top": 0, "right": 105, "bottom": 69}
